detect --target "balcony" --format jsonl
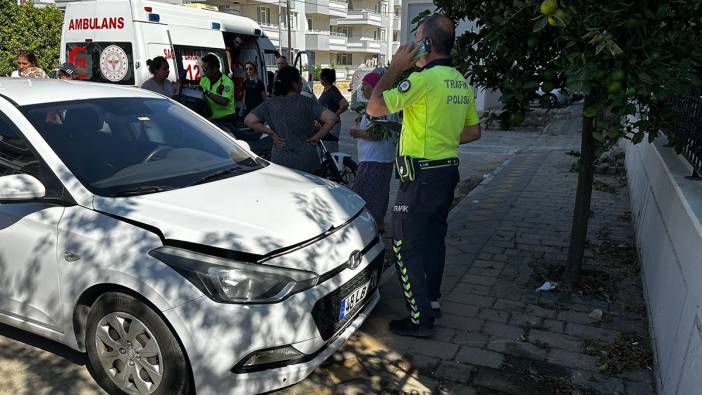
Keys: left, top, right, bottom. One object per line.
{"left": 305, "top": 0, "right": 329, "bottom": 15}
{"left": 331, "top": 9, "right": 382, "bottom": 27}
{"left": 393, "top": 16, "right": 400, "bottom": 31}
{"left": 261, "top": 23, "right": 297, "bottom": 48}
{"left": 329, "top": 0, "right": 348, "bottom": 18}
{"left": 347, "top": 37, "right": 382, "bottom": 53}
{"left": 392, "top": 41, "right": 400, "bottom": 53}
{"left": 244, "top": 0, "right": 283, "bottom": 6}
{"left": 305, "top": 31, "right": 348, "bottom": 51}
{"left": 329, "top": 32, "right": 349, "bottom": 51}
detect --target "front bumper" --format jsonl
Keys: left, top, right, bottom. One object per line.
{"left": 162, "top": 241, "right": 384, "bottom": 395}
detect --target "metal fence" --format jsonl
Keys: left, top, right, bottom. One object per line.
{"left": 664, "top": 94, "right": 702, "bottom": 178}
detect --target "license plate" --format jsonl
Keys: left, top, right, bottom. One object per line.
{"left": 338, "top": 280, "right": 371, "bottom": 321}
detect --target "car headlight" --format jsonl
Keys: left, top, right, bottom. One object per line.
{"left": 149, "top": 246, "right": 319, "bottom": 304}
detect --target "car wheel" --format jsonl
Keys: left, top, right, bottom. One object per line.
{"left": 85, "top": 292, "right": 191, "bottom": 395}
{"left": 544, "top": 93, "right": 558, "bottom": 108}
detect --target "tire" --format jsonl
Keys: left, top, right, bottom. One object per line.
{"left": 543, "top": 93, "right": 558, "bottom": 108}
{"left": 85, "top": 292, "right": 191, "bottom": 395}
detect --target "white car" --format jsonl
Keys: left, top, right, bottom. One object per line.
{"left": 0, "top": 78, "right": 382, "bottom": 394}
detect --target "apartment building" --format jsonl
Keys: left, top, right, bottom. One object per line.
{"left": 53, "top": 0, "right": 401, "bottom": 78}
{"left": 208, "top": 0, "right": 401, "bottom": 78}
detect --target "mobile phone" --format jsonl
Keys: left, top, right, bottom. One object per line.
{"left": 415, "top": 38, "right": 432, "bottom": 58}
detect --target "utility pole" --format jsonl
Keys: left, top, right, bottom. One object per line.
{"left": 277, "top": 0, "right": 283, "bottom": 55}
{"left": 286, "top": 0, "right": 292, "bottom": 59}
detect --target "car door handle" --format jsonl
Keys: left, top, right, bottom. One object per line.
{"left": 64, "top": 252, "right": 81, "bottom": 262}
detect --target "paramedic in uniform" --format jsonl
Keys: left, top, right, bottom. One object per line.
{"left": 367, "top": 14, "right": 481, "bottom": 338}
{"left": 200, "top": 54, "right": 236, "bottom": 125}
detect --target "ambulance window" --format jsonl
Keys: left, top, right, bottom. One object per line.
{"left": 65, "top": 42, "right": 135, "bottom": 85}
{"left": 173, "top": 46, "right": 229, "bottom": 86}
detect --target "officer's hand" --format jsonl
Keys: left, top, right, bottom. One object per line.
{"left": 390, "top": 42, "right": 419, "bottom": 72}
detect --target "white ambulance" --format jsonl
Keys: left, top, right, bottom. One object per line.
{"left": 60, "top": 0, "right": 278, "bottom": 103}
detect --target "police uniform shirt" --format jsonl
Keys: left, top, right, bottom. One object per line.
{"left": 200, "top": 74, "right": 236, "bottom": 119}
{"left": 383, "top": 59, "right": 480, "bottom": 160}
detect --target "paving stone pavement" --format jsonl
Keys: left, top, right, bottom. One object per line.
{"left": 278, "top": 108, "right": 656, "bottom": 394}
{"left": 0, "top": 104, "right": 654, "bottom": 394}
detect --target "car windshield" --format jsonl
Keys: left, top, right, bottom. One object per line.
{"left": 23, "top": 97, "right": 266, "bottom": 197}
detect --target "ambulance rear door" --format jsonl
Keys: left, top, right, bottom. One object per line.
{"left": 61, "top": 0, "right": 138, "bottom": 85}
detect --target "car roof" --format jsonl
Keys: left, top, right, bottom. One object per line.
{"left": 0, "top": 78, "right": 163, "bottom": 106}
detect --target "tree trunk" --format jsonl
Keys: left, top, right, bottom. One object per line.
{"left": 563, "top": 95, "right": 596, "bottom": 287}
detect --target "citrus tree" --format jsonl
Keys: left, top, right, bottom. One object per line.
{"left": 0, "top": 0, "right": 64, "bottom": 76}
{"left": 433, "top": 0, "right": 702, "bottom": 285}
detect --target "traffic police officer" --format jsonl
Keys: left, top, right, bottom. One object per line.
{"left": 200, "top": 54, "right": 236, "bottom": 125}
{"left": 367, "top": 14, "right": 482, "bottom": 338}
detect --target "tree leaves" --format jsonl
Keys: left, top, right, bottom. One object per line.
{"left": 437, "top": 0, "right": 702, "bottom": 150}
{"left": 0, "top": 1, "right": 63, "bottom": 76}
{"left": 533, "top": 16, "right": 548, "bottom": 32}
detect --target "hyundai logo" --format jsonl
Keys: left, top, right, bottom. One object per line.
{"left": 348, "top": 250, "right": 363, "bottom": 270}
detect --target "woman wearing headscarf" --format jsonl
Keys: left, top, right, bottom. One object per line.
{"left": 349, "top": 71, "right": 400, "bottom": 232}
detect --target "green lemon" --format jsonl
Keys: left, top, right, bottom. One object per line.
{"left": 607, "top": 81, "right": 622, "bottom": 94}
{"left": 547, "top": 15, "right": 558, "bottom": 26}
{"left": 540, "top": 0, "right": 558, "bottom": 15}
{"left": 611, "top": 69, "right": 625, "bottom": 81}
{"left": 553, "top": 9, "right": 570, "bottom": 25}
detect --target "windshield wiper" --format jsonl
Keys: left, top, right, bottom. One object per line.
{"left": 189, "top": 166, "right": 245, "bottom": 186}
{"left": 112, "top": 186, "right": 177, "bottom": 197}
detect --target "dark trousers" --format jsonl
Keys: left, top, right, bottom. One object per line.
{"left": 391, "top": 164, "right": 458, "bottom": 324}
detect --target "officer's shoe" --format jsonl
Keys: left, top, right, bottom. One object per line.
{"left": 430, "top": 300, "right": 442, "bottom": 318}
{"left": 388, "top": 317, "right": 435, "bottom": 338}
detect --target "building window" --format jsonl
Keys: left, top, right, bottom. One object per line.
{"left": 394, "top": 6, "right": 400, "bottom": 16}
{"left": 348, "top": 0, "right": 353, "bottom": 10}
{"left": 257, "top": 7, "right": 271, "bottom": 25}
{"left": 336, "top": 53, "right": 352, "bottom": 65}
{"left": 380, "top": 28, "right": 386, "bottom": 41}
{"left": 307, "top": 18, "right": 313, "bottom": 30}
{"left": 283, "top": 11, "right": 298, "bottom": 29}
{"left": 219, "top": 3, "right": 241, "bottom": 15}
{"left": 373, "top": 29, "right": 379, "bottom": 40}
{"left": 337, "top": 27, "right": 349, "bottom": 37}
{"left": 393, "top": 31, "right": 399, "bottom": 41}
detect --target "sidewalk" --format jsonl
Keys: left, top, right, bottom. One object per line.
{"left": 279, "top": 112, "right": 655, "bottom": 394}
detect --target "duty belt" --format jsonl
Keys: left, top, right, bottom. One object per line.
{"left": 415, "top": 157, "right": 460, "bottom": 169}
{"left": 396, "top": 156, "right": 459, "bottom": 182}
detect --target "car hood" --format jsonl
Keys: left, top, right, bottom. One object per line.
{"left": 92, "top": 165, "right": 365, "bottom": 256}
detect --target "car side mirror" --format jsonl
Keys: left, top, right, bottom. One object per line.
{"left": 0, "top": 174, "right": 46, "bottom": 201}
{"left": 237, "top": 140, "right": 251, "bottom": 152}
